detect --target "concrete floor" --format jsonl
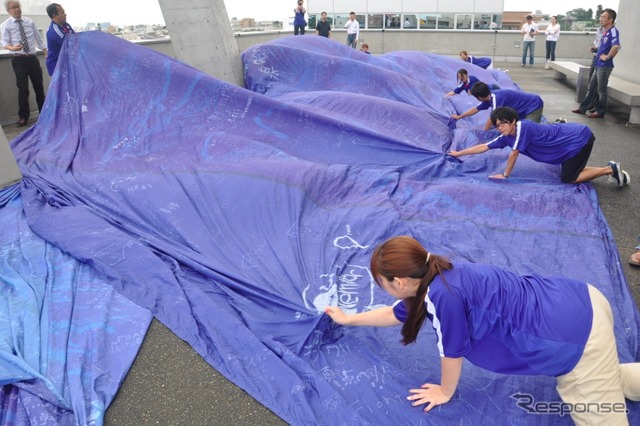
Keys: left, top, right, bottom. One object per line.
{"left": 3, "top": 61, "right": 639, "bottom": 426}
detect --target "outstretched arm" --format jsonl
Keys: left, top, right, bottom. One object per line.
{"left": 448, "top": 143, "right": 490, "bottom": 158}
{"left": 489, "top": 149, "right": 519, "bottom": 179}
{"left": 324, "top": 305, "right": 401, "bottom": 327}
{"left": 451, "top": 107, "right": 479, "bottom": 120}
{"left": 482, "top": 116, "right": 494, "bottom": 131}
{"left": 407, "top": 357, "right": 463, "bottom": 412}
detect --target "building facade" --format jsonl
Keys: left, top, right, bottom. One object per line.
{"left": 306, "top": 0, "right": 505, "bottom": 31}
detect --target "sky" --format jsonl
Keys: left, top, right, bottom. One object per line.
{"left": 51, "top": 0, "right": 621, "bottom": 27}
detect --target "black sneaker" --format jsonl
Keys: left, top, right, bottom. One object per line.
{"left": 555, "top": 118, "right": 567, "bottom": 123}
{"left": 609, "top": 161, "right": 623, "bottom": 186}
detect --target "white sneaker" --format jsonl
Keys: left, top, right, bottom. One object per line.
{"left": 622, "top": 171, "right": 631, "bottom": 186}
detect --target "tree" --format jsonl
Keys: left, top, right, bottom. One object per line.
{"left": 566, "top": 8, "right": 593, "bottom": 21}
{"left": 556, "top": 14, "right": 575, "bottom": 31}
{"left": 595, "top": 5, "right": 604, "bottom": 20}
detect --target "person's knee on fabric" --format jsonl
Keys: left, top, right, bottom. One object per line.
{"left": 560, "top": 134, "right": 594, "bottom": 183}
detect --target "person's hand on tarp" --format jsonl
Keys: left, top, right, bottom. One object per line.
{"left": 445, "top": 152, "right": 463, "bottom": 162}
{"left": 324, "top": 306, "right": 351, "bottom": 325}
{"left": 407, "top": 383, "right": 452, "bottom": 412}
{"left": 488, "top": 173, "right": 507, "bottom": 179}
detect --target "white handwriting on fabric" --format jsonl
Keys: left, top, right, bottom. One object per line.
{"left": 334, "top": 225, "right": 369, "bottom": 250}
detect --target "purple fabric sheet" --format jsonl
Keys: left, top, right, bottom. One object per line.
{"left": 0, "top": 184, "right": 152, "bottom": 425}
{"left": 4, "top": 31, "right": 639, "bottom": 424}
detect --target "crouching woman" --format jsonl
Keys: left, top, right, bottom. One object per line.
{"left": 325, "top": 236, "right": 640, "bottom": 424}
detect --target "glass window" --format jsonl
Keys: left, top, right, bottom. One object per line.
{"left": 356, "top": 14, "right": 366, "bottom": 28}
{"left": 334, "top": 14, "right": 350, "bottom": 28}
{"left": 491, "top": 14, "right": 502, "bottom": 30}
{"left": 455, "top": 14, "right": 473, "bottom": 29}
{"left": 477, "top": 14, "right": 492, "bottom": 29}
{"left": 402, "top": 14, "right": 417, "bottom": 29}
{"left": 308, "top": 14, "right": 318, "bottom": 30}
{"left": 417, "top": 14, "right": 438, "bottom": 29}
{"left": 385, "top": 14, "right": 401, "bottom": 29}
{"left": 438, "top": 13, "right": 454, "bottom": 30}
{"left": 367, "top": 14, "right": 383, "bottom": 29}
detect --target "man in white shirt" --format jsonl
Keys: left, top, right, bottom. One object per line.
{"left": 344, "top": 11, "right": 359, "bottom": 49}
{"left": 520, "top": 15, "right": 538, "bottom": 67}
{"left": 1, "top": 0, "right": 47, "bottom": 126}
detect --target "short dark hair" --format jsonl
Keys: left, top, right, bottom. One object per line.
{"left": 603, "top": 8, "right": 616, "bottom": 22}
{"left": 46, "top": 3, "right": 60, "bottom": 19}
{"left": 491, "top": 107, "right": 520, "bottom": 126}
{"left": 470, "top": 81, "right": 491, "bottom": 99}
{"left": 526, "top": 15, "right": 533, "bottom": 20}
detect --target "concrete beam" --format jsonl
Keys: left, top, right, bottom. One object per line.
{"left": 158, "top": 0, "right": 243, "bottom": 87}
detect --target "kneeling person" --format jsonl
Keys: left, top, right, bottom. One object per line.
{"left": 448, "top": 107, "right": 630, "bottom": 185}
{"left": 452, "top": 82, "right": 543, "bottom": 131}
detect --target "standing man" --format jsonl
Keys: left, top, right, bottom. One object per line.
{"left": 315, "top": 11, "right": 331, "bottom": 38}
{"left": 344, "top": 11, "right": 359, "bottom": 49}
{"left": 572, "top": 9, "right": 620, "bottom": 119}
{"left": 520, "top": 15, "right": 538, "bottom": 67}
{"left": 584, "top": 25, "right": 604, "bottom": 111}
{"left": 45, "top": 3, "right": 74, "bottom": 76}
{"left": 1, "top": 0, "right": 47, "bottom": 127}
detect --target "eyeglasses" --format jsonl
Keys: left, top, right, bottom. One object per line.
{"left": 495, "top": 121, "right": 510, "bottom": 128}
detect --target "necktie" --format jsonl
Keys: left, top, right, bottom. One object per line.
{"left": 16, "top": 19, "right": 30, "bottom": 54}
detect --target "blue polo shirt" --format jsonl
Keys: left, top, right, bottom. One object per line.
{"left": 46, "top": 21, "right": 75, "bottom": 76}
{"left": 469, "top": 56, "right": 492, "bottom": 69}
{"left": 393, "top": 262, "right": 592, "bottom": 376}
{"left": 476, "top": 90, "right": 543, "bottom": 119}
{"left": 453, "top": 75, "right": 479, "bottom": 94}
{"left": 595, "top": 26, "right": 620, "bottom": 68}
{"left": 486, "top": 120, "right": 592, "bottom": 164}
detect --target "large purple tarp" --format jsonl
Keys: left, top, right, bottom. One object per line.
{"left": 0, "top": 184, "right": 152, "bottom": 425}
{"left": 2, "top": 31, "right": 639, "bottom": 424}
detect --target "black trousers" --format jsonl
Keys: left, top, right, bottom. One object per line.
{"left": 11, "top": 56, "right": 46, "bottom": 121}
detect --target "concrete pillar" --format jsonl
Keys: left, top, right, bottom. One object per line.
{"left": 611, "top": 0, "right": 640, "bottom": 124}
{"left": 612, "top": 0, "right": 638, "bottom": 86}
{"left": 158, "top": 0, "right": 244, "bottom": 87}
{"left": 0, "top": 128, "right": 22, "bottom": 189}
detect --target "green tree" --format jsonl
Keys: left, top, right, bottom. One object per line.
{"left": 595, "top": 5, "right": 604, "bottom": 20}
{"left": 556, "top": 14, "right": 573, "bottom": 31}
{"left": 566, "top": 8, "right": 593, "bottom": 21}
